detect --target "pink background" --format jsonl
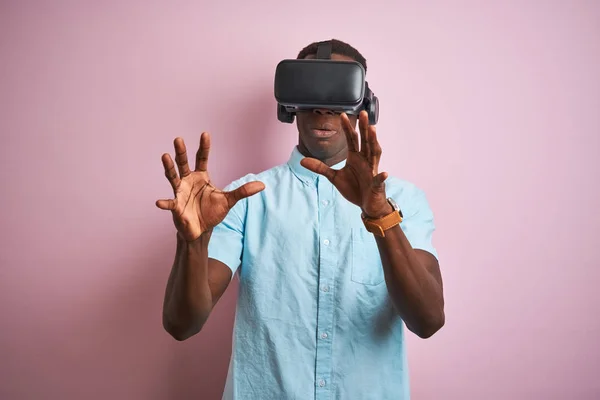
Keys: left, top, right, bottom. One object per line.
{"left": 1, "top": 1, "right": 599, "bottom": 399}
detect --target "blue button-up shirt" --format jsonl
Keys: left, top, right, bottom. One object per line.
{"left": 208, "top": 146, "right": 438, "bottom": 400}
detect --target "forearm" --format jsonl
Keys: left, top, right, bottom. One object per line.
{"left": 375, "top": 225, "right": 444, "bottom": 338}
{"left": 162, "top": 230, "right": 213, "bottom": 340}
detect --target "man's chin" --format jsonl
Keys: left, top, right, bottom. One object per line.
{"left": 302, "top": 139, "right": 345, "bottom": 160}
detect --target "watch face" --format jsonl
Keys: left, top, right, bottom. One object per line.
{"left": 387, "top": 197, "right": 403, "bottom": 217}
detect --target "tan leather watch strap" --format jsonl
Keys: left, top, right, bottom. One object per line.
{"left": 361, "top": 210, "right": 403, "bottom": 237}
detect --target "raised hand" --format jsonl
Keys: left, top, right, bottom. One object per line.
{"left": 156, "top": 133, "right": 265, "bottom": 242}
{"left": 300, "top": 111, "right": 392, "bottom": 219}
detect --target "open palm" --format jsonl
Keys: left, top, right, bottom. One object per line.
{"left": 156, "top": 133, "right": 264, "bottom": 242}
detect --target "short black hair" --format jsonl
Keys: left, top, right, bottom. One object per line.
{"left": 297, "top": 39, "right": 367, "bottom": 73}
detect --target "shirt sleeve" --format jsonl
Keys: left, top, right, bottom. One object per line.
{"left": 397, "top": 185, "right": 439, "bottom": 261}
{"left": 207, "top": 180, "right": 247, "bottom": 278}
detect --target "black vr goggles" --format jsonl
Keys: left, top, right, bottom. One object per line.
{"left": 274, "top": 41, "right": 379, "bottom": 125}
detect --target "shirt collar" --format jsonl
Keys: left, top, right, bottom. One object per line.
{"left": 287, "top": 146, "right": 346, "bottom": 185}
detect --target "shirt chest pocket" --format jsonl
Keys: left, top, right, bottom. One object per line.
{"left": 351, "top": 227, "right": 385, "bottom": 286}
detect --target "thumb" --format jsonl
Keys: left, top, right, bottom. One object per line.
{"left": 156, "top": 198, "right": 175, "bottom": 210}
{"left": 300, "top": 158, "right": 336, "bottom": 182}
{"left": 226, "top": 181, "right": 265, "bottom": 208}
{"left": 372, "top": 172, "right": 388, "bottom": 192}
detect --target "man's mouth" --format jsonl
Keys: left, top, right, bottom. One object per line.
{"left": 311, "top": 129, "right": 337, "bottom": 138}
{"left": 310, "top": 123, "right": 337, "bottom": 138}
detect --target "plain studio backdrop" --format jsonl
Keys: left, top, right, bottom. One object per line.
{"left": 1, "top": 1, "right": 599, "bottom": 399}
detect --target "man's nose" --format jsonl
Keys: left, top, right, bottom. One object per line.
{"left": 312, "top": 108, "right": 336, "bottom": 116}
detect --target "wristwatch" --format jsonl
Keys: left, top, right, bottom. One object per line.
{"left": 361, "top": 197, "right": 403, "bottom": 237}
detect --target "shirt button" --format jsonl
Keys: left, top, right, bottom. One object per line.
{"left": 321, "top": 285, "right": 329, "bottom": 292}
{"left": 323, "top": 239, "right": 330, "bottom": 246}
{"left": 322, "top": 200, "right": 329, "bottom": 206}
{"left": 319, "top": 379, "right": 326, "bottom": 387}
{"left": 321, "top": 332, "right": 328, "bottom": 339}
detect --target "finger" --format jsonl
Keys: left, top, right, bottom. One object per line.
{"left": 225, "top": 181, "right": 266, "bottom": 208}
{"left": 173, "top": 138, "right": 191, "bottom": 178}
{"left": 161, "top": 153, "right": 180, "bottom": 191}
{"left": 155, "top": 198, "right": 176, "bottom": 210}
{"left": 195, "top": 132, "right": 211, "bottom": 172}
{"left": 358, "top": 111, "right": 371, "bottom": 158}
{"left": 341, "top": 113, "right": 359, "bottom": 152}
{"left": 300, "top": 158, "right": 337, "bottom": 182}
{"left": 368, "top": 125, "right": 382, "bottom": 174}
{"left": 372, "top": 171, "right": 388, "bottom": 192}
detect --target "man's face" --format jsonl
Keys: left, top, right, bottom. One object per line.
{"left": 295, "top": 53, "right": 359, "bottom": 161}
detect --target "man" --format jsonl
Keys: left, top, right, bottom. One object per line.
{"left": 156, "top": 39, "right": 445, "bottom": 400}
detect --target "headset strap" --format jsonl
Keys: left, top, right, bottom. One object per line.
{"left": 316, "top": 41, "right": 332, "bottom": 59}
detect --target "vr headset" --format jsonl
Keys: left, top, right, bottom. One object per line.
{"left": 274, "top": 41, "right": 379, "bottom": 125}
